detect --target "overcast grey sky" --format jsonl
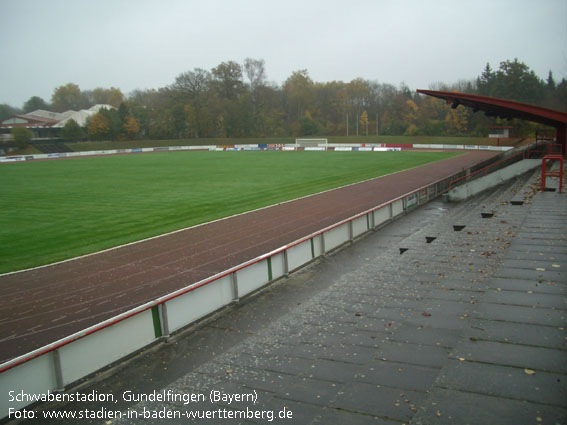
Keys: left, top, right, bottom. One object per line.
{"left": 1, "top": 0, "right": 566, "bottom": 108}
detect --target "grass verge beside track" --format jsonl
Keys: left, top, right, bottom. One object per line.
{"left": 0, "top": 150, "right": 459, "bottom": 274}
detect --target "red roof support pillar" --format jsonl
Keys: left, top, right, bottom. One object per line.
{"left": 557, "top": 124, "right": 566, "bottom": 158}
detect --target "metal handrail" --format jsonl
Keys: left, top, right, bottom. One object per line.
{"left": 527, "top": 142, "right": 563, "bottom": 159}
{"left": 449, "top": 150, "right": 526, "bottom": 190}
{"left": 448, "top": 140, "right": 563, "bottom": 191}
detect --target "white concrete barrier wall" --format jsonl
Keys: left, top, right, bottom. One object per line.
{"left": 405, "top": 193, "right": 418, "bottom": 209}
{"left": 236, "top": 260, "right": 269, "bottom": 297}
{"left": 165, "top": 277, "right": 233, "bottom": 333}
{"left": 352, "top": 215, "right": 368, "bottom": 238}
{"left": 392, "top": 199, "right": 404, "bottom": 217}
{"left": 373, "top": 207, "right": 391, "bottom": 227}
{"left": 325, "top": 223, "right": 351, "bottom": 252}
{"left": 0, "top": 353, "right": 56, "bottom": 418}
{"left": 448, "top": 159, "right": 540, "bottom": 201}
{"left": 269, "top": 252, "right": 286, "bottom": 280}
{"left": 312, "top": 235, "right": 323, "bottom": 258}
{"left": 286, "top": 239, "right": 313, "bottom": 272}
{"left": 58, "top": 310, "right": 155, "bottom": 386}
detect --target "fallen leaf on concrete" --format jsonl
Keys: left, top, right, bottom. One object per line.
{"left": 422, "top": 312, "right": 432, "bottom": 317}
{"left": 524, "top": 368, "right": 536, "bottom": 375}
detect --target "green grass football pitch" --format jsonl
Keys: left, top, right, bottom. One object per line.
{"left": 0, "top": 150, "right": 459, "bottom": 274}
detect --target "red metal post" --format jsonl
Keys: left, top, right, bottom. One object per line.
{"left": 557, "top": 125, "right": 566, "bottom": 158}
{"left": 541, "top": 155, "right": 564, "bottom": 193}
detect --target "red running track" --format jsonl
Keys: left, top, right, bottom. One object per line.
{"left": 0, "top": 150, "right": 498, "bottom": 363}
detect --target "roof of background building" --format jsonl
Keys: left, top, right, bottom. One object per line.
{"left": 0, "top": 114, "right": 59, "bottom": 127}
{"left": 28, "top": 110, "right": 68, "bottom": 121}
{"left": 53, "top": 104, "right": 115, "bottom": 128}
{"left": 1, "top": 104, "right": 115, "bottom": 128}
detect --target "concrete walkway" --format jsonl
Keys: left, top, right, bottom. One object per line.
{"left": 24, "top": 166, "right": 566, "bottom": 425}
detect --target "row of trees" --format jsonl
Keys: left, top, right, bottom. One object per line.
{"left": 2, "top": 58, "right": 565, "bottom": 142}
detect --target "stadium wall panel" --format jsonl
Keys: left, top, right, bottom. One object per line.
{"left": 165, "top": 277, "right": 232, "bottom": 333}
{"left": 312, "top": 235, "right": 323, "bottom": 257}
{"left": 269, "top": 252, "right": 286, "bottom": 280}
{"left": 58, "top": 310, "right": 155, "bottom": 386}
{"left": 236, "top": 260, "right": 270, "bottom": 297}
{"left": 287, "top": 239, "right": 313, "bottom": 272}
{"left": 324, "top": 223, "right": 350, "bottom": 252}
{"left": 392, "top": 199, "right": 404, "bottom": 216}
{"left": 352, "top": 215, "right": 368, "bottom": 238}
{"left": 373, "top": 206, "right": 391, "bottom": 227}
{"left": 0, "top": 353, "right": 57, "bottom": 419}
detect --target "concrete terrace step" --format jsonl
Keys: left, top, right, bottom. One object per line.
{"left": 392, "top": 172, "right": 538, "bottom": 266}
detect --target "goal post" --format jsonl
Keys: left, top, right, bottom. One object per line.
{"left": 295, "top": 138, "right": 328, "bottom": 151}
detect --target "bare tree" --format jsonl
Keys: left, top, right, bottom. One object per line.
{"left": 244, "top": 58, "right": 266, "bottom": 92}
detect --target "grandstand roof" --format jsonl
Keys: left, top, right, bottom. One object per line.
{"left": 417, "top": 90, "right": 567, "bottom": 156}
{"left": 416, "top": 90, "right": 567, "bottom": 127}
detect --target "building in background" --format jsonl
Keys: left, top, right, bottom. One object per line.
{"left": 488, "top": 126, "right": 513, "bottom": 139}
{"left": 0, "top": 104, "right": 114, "bottom": 142}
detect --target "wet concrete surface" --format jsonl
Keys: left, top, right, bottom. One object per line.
{"left": 7, "top": 167, "right": 566, "bottom": 425}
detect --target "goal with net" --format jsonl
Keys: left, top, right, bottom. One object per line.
{"left": 295, "top": 138, "right": 328, "bottom": 151}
